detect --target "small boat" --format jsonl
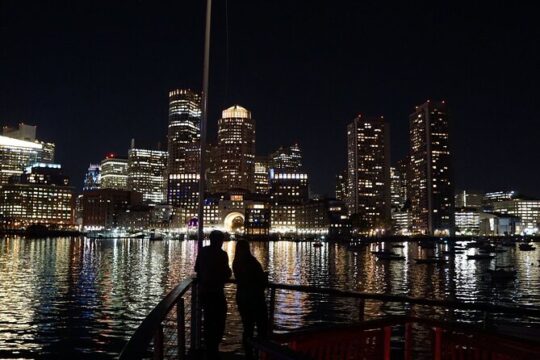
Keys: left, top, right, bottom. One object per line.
{"left": 488, "top": 268, "right": 517, "bottom": 282}
{"left": 414, "top": 257, "right": 447, "bottom": 265}
{"left": 376, "top": 252, "right": 405, "bottom": 261}
{"left": 467, "top": 254, "right": 495, "bottom": 260}
{"left": 313, "top": 241, "right": 323, "bottom": 248}
{"left": 501, "top": 240, "right": 515, "bottom": 247}
{"left": 493, "top": 248, "right": 506, "bottom": 253}
{"left": 149, "top": 232, "right": 164, "bottom": 241}
{"left": 443, "top": 249, "right": 464, "bottom": 255}
{"left": 391, "top": 244, "right": 405, "bottom": 248}
{"left": 418, "top": 241, "right": 436, "bottom": 249}
{"left": 519, "top": 243, "right": 536, "bottom": 251}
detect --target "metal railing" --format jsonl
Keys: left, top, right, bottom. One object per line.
{"left": 119, "top": 279, "right": 540, "bottom": 359}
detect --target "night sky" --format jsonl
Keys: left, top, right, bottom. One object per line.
{"left": 1, "top": 1, "right": 539, "bottom": 197}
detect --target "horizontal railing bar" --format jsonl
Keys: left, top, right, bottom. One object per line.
{"left": 119, "top": 278, "right": 194, "bottom": 360}
{"left": 119, "top": 277, "right": 540, "bottom": 359}
{"left": 266, "top": 282, "right": 540, "bottom": 317}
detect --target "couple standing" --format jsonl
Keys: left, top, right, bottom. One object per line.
{"left": 195, "top": 230, "right": 268, "bottom": 359}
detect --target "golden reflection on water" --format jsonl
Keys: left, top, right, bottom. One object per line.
{"left": 0, "top": 237, "right": 539, "bottom": 358}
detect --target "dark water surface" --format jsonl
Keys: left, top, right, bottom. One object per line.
{"left": 1, "top": 237, "right": 539, "bottom": 358}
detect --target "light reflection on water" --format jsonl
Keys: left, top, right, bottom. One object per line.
{"left": 0, "top": 237, "right": 539, "bottom": 358}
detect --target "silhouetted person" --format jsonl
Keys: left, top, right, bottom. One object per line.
{"left": 194, "top": 230, "right": 232, "bottom": 359}
{"left": 233, "top": 240, "right": 268, "bottom": 359}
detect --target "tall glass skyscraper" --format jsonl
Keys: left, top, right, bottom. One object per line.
{"left": 166, "top": 89, "right": 201, "bottom": 214}
{"left": 127, "top": 146, "right": 168, "bottom": 204}
{"left": 408, "top": 101, "right": 454, "bottom": 235}
{"left": 346, "top": 115, "right": 391, "bottom": 234}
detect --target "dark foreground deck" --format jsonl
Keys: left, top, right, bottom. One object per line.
{"left": 119, "top": 278, "right": 540, "bottom": 360}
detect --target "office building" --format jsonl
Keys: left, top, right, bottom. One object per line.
{"left": 167, "top": 89, "right": 201, "bottom": 209}
{"left": 0, "top": 164, "right": 74, "bottom": 229}
{"left": 0, "top": 124, "right": 55, "bottom": 185}
{"left": 491, "top": 198, "right": 540, "bottom": 234}
{"left": 254, "top": 156, "right": 270, "bottom": 195}
{"left": 83, "top": 164, "right": 101, "bottom": 191}
{"left": 455, "top": 190, "right": 483, "bottom": 209}
{"left": 127, "top": 146, "right": 168, "bottom": 204}
{"left": 214, "top": 105, "right": 255, "bottom": 192}
{"left": 296, "top": 199, "right": 350, "bottom": 240}
{"left": 408, "top": 101, "right": 454, "bottom": 235}
{"left": 346, "top": 115, "right": 391, "bottom": 234}
{"left": 82, "top": 189, "right": 143, "bottom": 229}
{"left": 100, "top": 155, "right": 128, "bottom": 190}
{"left": 269, "top": 171, "right": 309, "bottom": 205}
{"left": 454, "top": 208, "right": 481, "bottom": 235}
{"left": 270, "top": 143, "right": 302, "bottom": 171}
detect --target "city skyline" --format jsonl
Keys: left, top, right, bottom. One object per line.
{"left": 1, "top": 2, "right": 539, "bottom": 197}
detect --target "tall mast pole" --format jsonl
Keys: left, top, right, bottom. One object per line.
{"left": 198, "top": 0, "right": 212, "bottom": 252}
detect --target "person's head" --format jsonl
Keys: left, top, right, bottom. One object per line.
{"left": 209, "top": 230, "right": 225, "bottom": 248}
{"left": 234, "top": 239, "right": 252, "bottom": 260}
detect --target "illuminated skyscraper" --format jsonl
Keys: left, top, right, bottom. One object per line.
{"left": 214, "top": 105, "right": 255, "bottom": 192}
{"left": 0, "top": 124, "right": 55, "bottom": 185}
{"left": 254, "top": 156, "right": 270, "bottom": 194}
{"left": 408, "top": 101, "right": 454, "bottom": 235}
{"left": 270, "top": 143, "right": 302, "bottom": 171}
{"left": 346, "top": 115, "right": 391, "bottom": 233}
{"left": 100, "top": 154, "right": 128, "bottom": 190}
{"left": 167, "top": 89, "right": 201, "bottom": 208}
{"left": 127, "top": 146, "right": 168, "bottom": 204}
{"left": 83, "top": 164, "right": 101, "bottom": 191}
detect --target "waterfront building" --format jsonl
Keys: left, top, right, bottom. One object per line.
{"left": 270, "top": 204, "right": 297, "bottom": 234}
{"left": 0, "top": 124, "right": 55, "bottom": 185}
{"left": 335, "top": 170, "right": 348, "bottom": 202}
{"left": 408, "top": 101, "right": 454, "bottom": 236}
{"left": 100, "top": 155, "right": 128, "bottom": 190}
{"left": 254, "top": 156, "right": 270, "bottom": 195}
{"left": 491, "top": 198, "right": 540, "bottom": 234}
{"left": 117, "top": 204, "right": 173, "bottom": 231}
{"left": 244, "top": 201, "right": 271, "bottom": 238}
{"left": 0, "top": 163, "right": 74, "bottom": 229}
{"left": 167, "top": 89, "right": 201, "bottom": 210}
{"left": 346, "top": 115, "right": 391, "bottom": 234}
{"left": 82, "top": 189, "right": 143, "bottom": 229}
{"left": 392, "top": 210, "right": 412, "bottom": 235}
{"left": 455, "top": 190, "right": 483, "bottom": 209}
{"left": 214, "top": 105, "right": 255, "bottom": 193}
{"left": 479, "top": 213, "right": 521, "bottom": 236}
{"left": 83, "top": 164, "right": 101, "bottom": 191}
{"left": 296, "top": 199, "right": 350, "bottom": 240}
{"left": 127, "top": 146, "right": 168, "bottom": 204}
{"left": 454, "top": 207, "right": 481, "bottom": 235}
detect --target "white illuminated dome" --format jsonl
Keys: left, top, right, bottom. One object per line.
{"left": 222, "top": 105, "right": 251, "bottom": 119}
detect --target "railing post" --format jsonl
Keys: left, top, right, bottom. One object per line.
{"left": 404, "top": 322, "right": 413, "bottom": 360}
{"left": 433, "top": 327, "right": 442, "bottom": 360}
{"left": 190, "top": 281, "right": 201, "bottom": 352}
{"left": 268, "top": 286, "right": 276, "bottom": 337}
{"left": 153, "top": 324, "right": 164, "bottom": 360}
{"left": 177, "top": 298, "right": 185, "bottom": 360}
{"left": 383, "top": 326, "right": 392, "bottom": 360}
{"left": 358, "top": 298, "right": 365, "bottom": 321}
